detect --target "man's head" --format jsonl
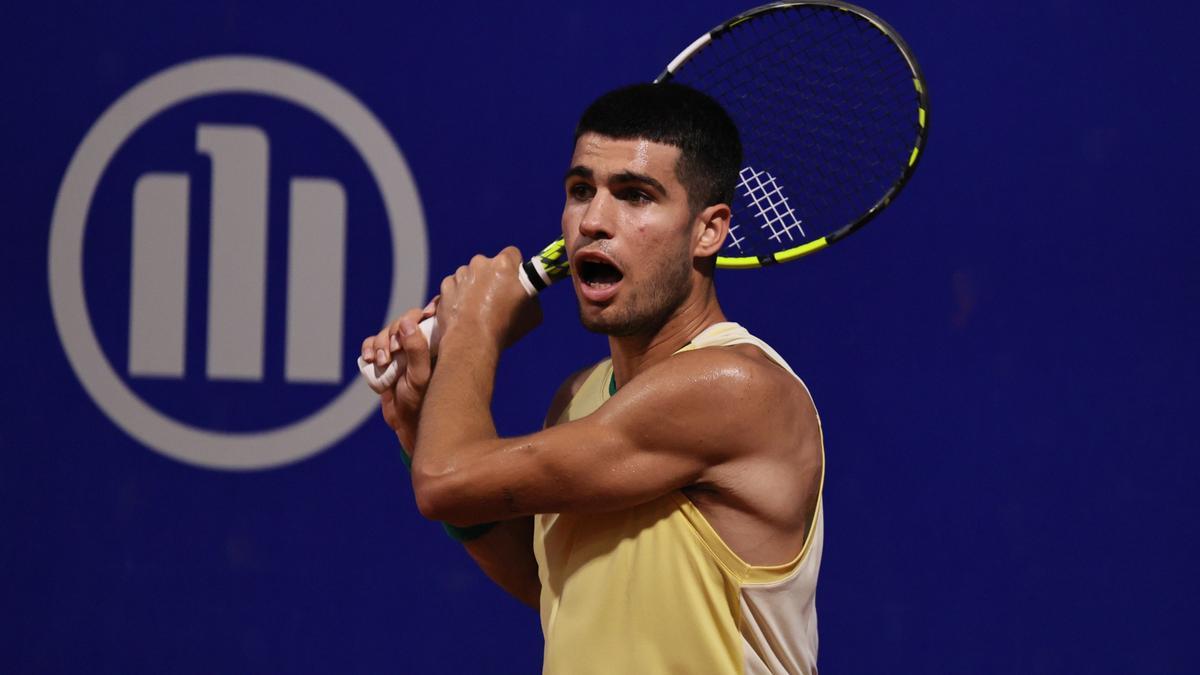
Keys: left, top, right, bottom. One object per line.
{"left": 562, "top": 83, "right": 742, "bottom": 336}
{"left": 575, "top": 83, "right": 742, "bottom": 214}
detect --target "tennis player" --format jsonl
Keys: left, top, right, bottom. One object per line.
{"left": 361, "top": 83, "right": 824, "bottom": 674}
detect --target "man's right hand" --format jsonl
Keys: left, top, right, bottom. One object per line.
{"left": 361, "top": 300, "right": 437, "bottom": 454}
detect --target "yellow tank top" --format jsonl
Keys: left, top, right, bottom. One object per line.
{"left": 533, "top": 322, "right": 824, "bottom": 674}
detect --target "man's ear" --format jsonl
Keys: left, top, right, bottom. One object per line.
{"left": 693, "top": 203, "right": 731, "bottom": 258}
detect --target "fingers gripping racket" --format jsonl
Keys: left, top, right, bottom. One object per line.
{"left": 357, "top": 241, "right": 569, "bottom": 391}
{"left": 359, "top": 0, "right": 929, "bottom": 392}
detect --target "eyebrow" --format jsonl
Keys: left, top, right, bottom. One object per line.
{"left": 564, "top": 166, "right": 669, "bottom": 197}
{"left": 564, "top": 166, "right": 593, "bottom": 183}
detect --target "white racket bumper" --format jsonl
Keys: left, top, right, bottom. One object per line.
{"left": 665, "top": 33, "right": 712, "bottom": 75}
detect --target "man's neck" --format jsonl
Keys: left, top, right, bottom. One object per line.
{"left": 607, "top": 283, "right": 726, "bottom": 389}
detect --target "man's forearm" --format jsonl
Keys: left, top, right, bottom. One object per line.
{"left": 413, "top": 330, "right": 503, "bottom": 472}
{"left": 461, "top": 517, "right": 541, "bottom": 609}
{"left": 409, "top": 328, "right": 518, "bottom": 524}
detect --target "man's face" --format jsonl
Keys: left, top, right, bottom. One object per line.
{"left": 562, "top": 133, "right": 697, "bottom": 336}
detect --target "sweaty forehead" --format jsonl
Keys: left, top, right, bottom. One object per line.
{"left": 570, "top": 133, "right": 682, "bottom": 182}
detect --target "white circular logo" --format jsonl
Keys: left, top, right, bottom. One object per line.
{"left": 48, "top": 55, "right": 426, "bottom": 470}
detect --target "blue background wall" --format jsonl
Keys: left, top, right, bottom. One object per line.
{"left": 3, "top": 1, "right": 1197, "bottom": 672}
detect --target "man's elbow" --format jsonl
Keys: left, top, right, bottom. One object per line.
{"left": 411, "top": 462, "right": 456, "bottom": 521}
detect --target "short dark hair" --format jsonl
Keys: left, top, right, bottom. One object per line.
{"left": 574, "top": 83, "right": 742, "bottom": 212}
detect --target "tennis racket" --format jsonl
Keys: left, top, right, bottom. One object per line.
{"left": 360, "top": 0, "right": 929, "bottom": 392}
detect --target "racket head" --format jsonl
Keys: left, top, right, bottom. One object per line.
{"left": 657, "top": 1, "right": 929, "bottom": 269}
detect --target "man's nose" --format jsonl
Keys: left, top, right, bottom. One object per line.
{"left": 578, "top": 192, "right": 615, "bottom": 240}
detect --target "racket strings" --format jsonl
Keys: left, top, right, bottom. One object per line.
{"left": 670, "top": 4, "right": 921, "bottom": 259}
{"left": 737, "top": 166, "right": 806, "bottom": 244}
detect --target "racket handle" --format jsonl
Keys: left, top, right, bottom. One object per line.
{"left": 357, "top": 259, "right": 550, "bottom": 394}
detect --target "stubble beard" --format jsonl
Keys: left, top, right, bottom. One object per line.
{"left": 579, "top": 252, "right": 693, "bottom": 337}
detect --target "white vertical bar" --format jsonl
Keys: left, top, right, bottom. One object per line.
{"left": 128, "top": 173, "right": 189, "bottom": 378}
{"left": 197, "top": 124, "right": 269, "bottom": 381}
{"left": 286, "top": 178, "right": 346, "bottom": 383}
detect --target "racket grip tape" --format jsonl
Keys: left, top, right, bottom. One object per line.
{"left": 357, "top": 260, "right": 548, "bottom": 394}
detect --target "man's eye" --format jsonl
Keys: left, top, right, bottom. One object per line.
{"left": 569, "top": 184, "right": 595, "bottom": 200}
{"left": 619, "top": 189, "right": 652, "bottom": 204}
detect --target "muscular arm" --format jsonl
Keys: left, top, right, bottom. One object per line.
{"left": 450, "top": 365, "right": 593, "bottom": 610}
{"left": 411, "top": 333, "right": 796, "bottom": 527}
{"left": 362, "top": 286, "right": 582, "bottom": 611}
{"left": 457, "top": 518, "right": 538, "bottom": 608}
{"left": 391, "top": 247, "right": 812, "bottom": 594}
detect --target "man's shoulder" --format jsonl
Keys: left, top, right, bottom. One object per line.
{"left": 642, "top": 343, "right": 815, "bottom": 444}
{"left": 655, "top": 341, "right": 801, "bottom": 396}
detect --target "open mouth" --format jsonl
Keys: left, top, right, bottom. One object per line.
{"left": 574, "top": 252, "right": 624, "bottom": 303}
{"left": 577, "top": 258, "right": 624, "bottom": 289}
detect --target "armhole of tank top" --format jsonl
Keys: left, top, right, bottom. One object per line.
{"left": 673, "top": 467, "right": 823, "bottom": 587}
{"left": 670, "top": 326, "right": 826, "bottom": 586}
